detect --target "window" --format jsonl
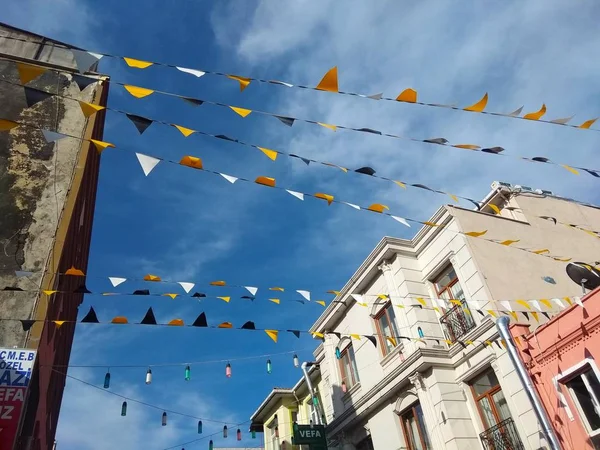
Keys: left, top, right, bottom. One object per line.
{"left": 339, "top": 345, "right": 360, "bottom": 390}
{"left": 374, "top": 303, "right": 400, "bottom": 356}
{"left": 434, "top": 265, "right": 475, "bottom": 343}
{"left": 268, "top": 418, "right": 279, "bottom": 450}
{"left": 400, "top": 403, "right": 431, "bottom": 450}
{"left": 563, "top": 365, "right": 600, "bottom": 435}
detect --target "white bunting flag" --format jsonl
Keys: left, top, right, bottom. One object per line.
{"left": 343, "top": 202, "right": 360, "bottom": 210}
{"left": 552, "top": 298, "right": 565, "bottom": 309}
{"left": 41, "top": 130, "right": 67, "bottom": 143}
{"left": 178, "top": 282, "right": 195, "bottom": 294}
{"left": 501, "top": 301, "right": 513, "bottom": 312}
{"left": 109, "top": 277, "right": 127, "bottom": 287}
{"left": 220, "top": 173, "right": 238, "bottom": 184}
{"left": 244, "top": 286, "right": 258, "bottom": 296}
{"left": 176, "top": 67, "right": 206, "bottom": 78}
{"left": 286, "top": 190, "right": 304, "bottom": 201}
{"left": 136, "top": 153, "right": 161, "bottom": 176}
{"left": 391, "top": 216, "right": 411, "bottom": 227}
{"left": 530, "top": 300, "right": 542, "bottom": 312}
{"left": 350, "top": 294, "right": 364, "bottom": 303}
{"left": 573, "top": 296, "right": 584, "bottom": 308}
{"left": 297, "top": 290, "right": 311, "bottom": 301}
{"left": 72, "top": 50, "right": 103, "bottom": 73}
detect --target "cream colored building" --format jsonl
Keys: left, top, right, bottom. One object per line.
{"left": 251, "top": 181, "right": 600, "bottom": 450}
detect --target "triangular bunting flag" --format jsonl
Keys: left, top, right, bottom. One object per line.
{"left": 123, "top": 57, "right": 154, "bottom": 69}
{"left": 316, "top": 67, "right": 338, "bottom": 92}
{"left": 173, "top": 125, "right": 196, "bottom": 137}
{"left": 574, "top": 296, "right": 584, "bottom": 308}
{"left": 269, "top": 298, "right": 280, "bottom": 305}
{"left": 219, "top": 173, "right": 238, "bottom": 184}
{"left": 17, "top": 63, "right": 47, "bottom": 84}
{"left": 274, "top": 115, "right": 295, "bottom": 127}
{"left": 523, "top": 104, "right": 547, "bottom": 120}
{"left": 180, "top": 156, "right": 203, "bottom": 169}
{"left": 54, "top": 320, "right": 66, "bottom": 328}
{"left": 81, "top": 307, "right": 99, "bottom": 323}
{"left": 178, "top": 282, "right": 195, "bottom": 293}
{"left": 133, "top": 289, "right": 150, "bottom": 295}
{"left": 465, "top": 230, "right": 487, "bottom": 237}
{"left": 90, "top": 139, "right": 115, "bottom": 153}
{"left": 579, "top": 118, "right": 598, "bottom": 129}
{"left": 227, "top": 75, "right": 251, "bottom": 91}
{"left": 317, "top": 122, "right": 337, "bottom": 131}
{"left": 258, "top": 147, "right": 278, "bottom": 161}
{"left": 192, "top": 292, "right": 206, "bottom": 298}
{"left": 71, "top": 50, "right": 103, "bottom": 73}
{"left": 288, "top": 330, "right": 301, "bottom": 339}
{"left": 396, "top": 88, "right": 417, "bottom": 103}
{"left": 24, "top": 87, "right": 52, "bottom": 108}
{"left": 241, "top": 321, "right": 256, "bottom": 330}
{"left": 350, "top": 294, "right": 364, "bottom": 303}
{"left": 168, "top": 319, "right": 184, "bottom": 326}
{"left": 126, "top": 114, "right": 153, "bottom": 134}
{"left": 123, "top": 85, "right": 155, "bottom": 99}
{"left": 73, "top": 284, "right": 91, "bottom": 294}
{"left": 297, "top": 290, "right": 311, "bottom": 301}
{"left": 43, "top": 290, "right": 57, "bottom": 296}
{"left": 508, "top": 106, "right": 524, "bottom": 117}
{"left": 391, "top": 216, "right": 411, "bottom": 227}
{"left": 41, "top": 130, "right": 67, "bottom": 143}
{"left": 0, "top": 119, "right": 19, "bottom": 131}
{"left": 464, "top": 93, "right": 488, "bottom": 112}
{"left": 230, "top": 106, "right": 252, "bottom": 118}
{"left": 550, "top": 116, "right": 574, "bottom": 125}
{"left": 244, "top": 286, "right": 258, "bottom": 296}
{"left": 316, "top": 300, "right": 326, "bottom": 307}
{"left": 192, "top": 313, "right": 208, "bottom": 327}
{"left": 365, "top": 336, "right": 377, "bottom": 347}
{"left": 72, "top": 74, "right": 97, "bottom": 91}
{"left": 367, "top": 93, "right": 383, "bottom": 100}
{"left": 269, "top": 80, "right": 293, "bottom": 87}
{"left": 141, "top": 308, "right": 158, "bottom": 325}
{"left": 218, "top": 296, "right": 231, "bottom": 303}
{"left": 163, "top": 293, "right": 178, "bottom": 299}
{"left": 144, "top": 274, "right": 161, "bottom": 282}
{"left": 78, "top": 101, "right": 105, "bottom": 118}
{"left": 265, "top": 330, "right": 279, "bottom": 343}
{"left": 182, "top": 97, "right": 204, "bottom": 107}
{"left": 20, "top": 320, "right": 36, "bottom": 331}
{"left": 312, "top": 332, "right": 324, "bottom": 339}
{"left": 343, "top": 202, "right": 360, "bottom": 210}
{"left": 255, "top": 176, "right": 275, "bottom": 187}
{"left": 135, "top": 153, "right": 160, "bottom": 176}
{"left": 286, "top": 190, "right": 304, "bottom": 201}
{"left": 111, "top": 317, "right": 128, "bottom": 324}
{"left": 109, "top": 277, "right": 126, "bottom": 287}
{"left": 176, "top": 67, "right": 206, "bottom": 78}
{"left": 315, "top": 193, "right": 334, "bottom": 204}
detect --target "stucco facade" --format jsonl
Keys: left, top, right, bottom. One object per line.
{"left": 301, "top": 182, "right": 600, "bottom": 450}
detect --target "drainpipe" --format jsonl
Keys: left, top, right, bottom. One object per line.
{"left": 496, "top": 316, "right": 561, "bottom": 450}
{"left": 301, "top": 362, "right": 324, "bottom": 425}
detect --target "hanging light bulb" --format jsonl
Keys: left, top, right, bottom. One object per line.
{"left": 197, "top": 420, "right": 202, "bottom": 434}
{"left": 145, "top": 368, "right": 152, "bottom": 384}
{"left": 335, "top": 347, "right": 341, "bottom": 359}
{"left": 251, "top": 429, "right": 256, "bottom": 439}
{"left": 237, "top": 429, "right": 242, "bottom": 441}
{"left": 162, "top": 412, "right": 167, "bottom": 426}
{"left": 121, "top": 401, "right": 127, "bottom": 416}
{"left": 341, "top": 380, "right": 347, "bottom": 393}
{"left": 293, "top": 354, "right": 299, "bottom": 368}
{"left": 275, "top": 426, "right": 279, "bottom": 438}
{"left": 266, "top": 359, "right": 272, "bottom": 374}
{"left": 208, "top": 440, "right": 213, "bottom": 450}
{"left": 103, "top": 369, "right": 111, "bottom": 389}
{"left": 418, "top": 327, "right": 424, "bottom": 338}
{"left": 223, "top": 425, "right": 228, "bottom": 438}
{"left": 185, "top": 365, "right": 191, "bottom": 381}
{"left": 225, "top": 363, "right": 232, "bottom": 378}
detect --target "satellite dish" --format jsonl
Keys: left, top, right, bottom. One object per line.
{"left": 566, "top": 262, "right": 600, "bottom": 292}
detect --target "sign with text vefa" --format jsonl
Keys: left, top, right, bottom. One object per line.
{"left": 0, "top": 349, "right": 37, "bottom": 450}
{"left": 293, "top": 424, "right": 327, "bottom": 446}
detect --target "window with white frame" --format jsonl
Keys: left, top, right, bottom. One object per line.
{"left": 562, "top": 364, "right": 600, "bottom": 435}
{"left": 374, "top": 302, "right": 401, "bottom": 356}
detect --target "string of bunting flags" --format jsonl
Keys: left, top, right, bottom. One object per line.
{"left": 4, "top": 63, "right": 600, "bottom": 179}
{"left": 1, "top": 121, "right": 597, "bottom": 266}
{"left": 0, "top": 34, "right": 597, "bottom": 133}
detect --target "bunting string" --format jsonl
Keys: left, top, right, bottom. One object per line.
{"left": 1, "top": 120, "right": 595, "bottom": 266}
{"left": 0, "top": 35, "right": 597, "bottom": 133}
{"left": 3, "top": 64, "right": 600, "bottom": 179}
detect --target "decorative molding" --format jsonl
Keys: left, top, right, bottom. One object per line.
{"left": 409, "top": 372, "right": 425, "bottom": 391}
{"left": 378, "top": 260, "right": 394, "bottom": 273}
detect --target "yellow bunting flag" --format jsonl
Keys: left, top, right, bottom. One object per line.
{"left": 465, "top": 230, "right": 487, "bottom": 237}
{"left": 487, "top": 310, "right": 497, "bottom": 318}
{"left": 561, "top": 165, "right": 579, "bottom": 175}
{"left": 323, "top": 162, "right": 348, "bottom": 172}
{"left": 533, "top": 249, "right": 549, "bottom": 254}
{"left": 270, "top": 287, "right": 284, "bottom": 292}
{"left": 90, "top": 139, "right": 115, "bottom": 153}
{"left": 327, "top": 290, "right": 340, "bottom": 295}
{"left": 144, "top": 274, "right": 162, "bottom": 282}
{"left": 395, "top": 304, "right": 405, "bottom": 309}
{"left": 265, "top": 329, "right": 279, "bottom": 343}
{"left": 523, "top": 104, "right": 547, "bottom": 120}
{"left": 554, "top": 257, "right": 572, "bottom": 262}
{"left": 444, "top": 340, "right": 453, "bottom": 345}
{"left": 453, "top": 144, "right": 481, "bottom": 150}
{"left": 227, "top": 75, "right": 251, "bottom": 92}
{"left": 123, "top": 85, "right": 155, "bottom": 98}
{"left": 500, "top": 239, "right": 519, "bottom": 246}
{"left": 311, "top": 332, "right": 324, "bottom": 339}
{"left": 210, "top": 280, "right": 226, "bottom": 286}
{"left": 387, "top": 336, "right": 397, "bottom": 347}
{"left": 394, "top": 180, "right": 406, "bottom": 189}
{"left": 579, "top": 118, "right": 598, "bottom": 129}
{"left": 423, "top": 221, "right": 440, "bottom": 227}
{"left": 508, "top": 311, "right": 518, "bottom": 321}
{"left": 269, "top": 298, "right": 280, "bottom": 305}
{"left": 173, "top": 125, "right": 196, "bottom": 137}
{"left": 168, "top": 319, "right": 184, "bottom": 326}
{"left": 350, "top": 334, "right": 361, "bottom": 340}
{"left": 17, "top": 63, "right": 47, "bottom": 84}
{"left": 515, "top": 300, "right": 531, "bottom": 310}
{"left": 416, "top": 298, "right": 427, "bottom": 307}
{"left": 179, "top": 156, "right": 203, "bottom": 169}
{"left": 229, "top": 106, "right": 252, "bottom": 118}
{"left": 65, "top": 267, "right": 85, "bottom": 276}
{"left": 485, "top": 340, "right": 493, "bottom": 347}
{"left": 78, "top": 101, "right": 106, "bottom": 118}
{"left": 123, "top": 57, "right": 154, "bottom": 69}
{"left": 43, "top": 290, "right": 57, "bottom": 296}
{"left": 163, "top": 293, "right": 178, "bottom": 299}
{"left": 217, "top": 297, "right": 231, "bottom": 303}
{"left": 488, "top": 204, "right": 501, "bottom": 214}
{"left": 377, "top": 294, "right": 389, "bottom": 300}
{"left": 316, "top": 300, "right": 326, "bottom": 307}
{"left": 218, "top": 322, "right": 233, "bottom": 328}
{"left": 255, "top": 176, "right": 276, "bottom": 187}
{"left": 539, "top": 299, "right": 552, "bottom": 309}
{"left": 258, "top": 147, "right": 278, "bottom": 161}
{"left": 367, "top": 203, "right": 389, "bottom": 213}
{"left": 465, "top": 340, "right": 474, "bottom": 346}
{"left": 316, "top": 67, "right": 338, "bottom": 93}
{"left": 464, "top": 93, "right": 488, "bottom": 112}
{"left": 531, "top": 312, "right": 539, "bottom": 322}
{"left": 448, "top": 194, "right": 459, "bottom": 203}
{"left": 317, "top": 122, "right": 337, "bottom": 132}
{"left": 564, "top": 297, "right": 573, "bottom": 306}
{"left": 396, "top": 88, "right": 417, "bottom": 103}
{"left": 0, "top": 119, "right": 19, "bottom": 131}
{"left": 53, "top": 320, "right": 66, "bottom": 328}
{"left": 111, "top": 317, "right": 128, "bottom": 324}
{"left": 315, "top": 193, "right": 334, "bottom": 205}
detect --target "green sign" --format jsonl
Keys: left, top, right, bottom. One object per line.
{"left": 293, "top": 424, "right": 327, "bottom": 445}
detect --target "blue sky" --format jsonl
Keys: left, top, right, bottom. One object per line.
{"left": 4, "top": 1, "right": 600, "bottom": 449}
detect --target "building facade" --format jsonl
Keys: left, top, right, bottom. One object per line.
{"left": 0, "top": 23, "right": 108, "bottom": 450}
{"left": 249, "top": 182, "right": 600, "bottom": 450}
{"left": 512, "top": 286, "right": 600, "bottom": 450}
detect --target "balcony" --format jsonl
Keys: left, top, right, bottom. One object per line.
{"left": 479, "top": 418, "right": 525, "bottom": 450}
{"left": 439, "top": 300, "right": 476, "bottom": 343}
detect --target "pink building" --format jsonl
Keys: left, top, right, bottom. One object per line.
{"left": 511, "top": 287, "right": 600, "bottom": 450}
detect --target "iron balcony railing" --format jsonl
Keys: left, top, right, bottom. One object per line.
{"left": 439, "top": 300, "right": 476, "bottom": 343}
{"left": 479, "top": 418, "right": 525, "bottom": 450}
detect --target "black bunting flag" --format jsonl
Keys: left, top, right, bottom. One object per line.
{"left": 140, "top": 308, "right": 157, "bottom": 325}
{"left": 126, "top": 114, "right": 153, "bottom": 134}
{"left": 81, "top": 306, "right": 99, "bottom": 323}
{"left": 192, "top": 313, "right": 208, "bottom": 328}
{"left": 24, "top": 87, "right": 53, "bottom": 108}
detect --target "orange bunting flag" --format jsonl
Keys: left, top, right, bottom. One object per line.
{"left": 210, "top": 281, "right": 226, "bottom": 286}
{"left": 218, "top": 322, "right": 233, "bottom": 328}
{"left": 265, "top": 329, "right": 279, "bottom": 343}
{"left": 227, "top": 75, "right": 251, "bottom": 92}
{"left": 179, "top": 156, "right": 203, "bottom": 169}
{"left": 464, "top": 93, "right": 488, "bottom": 112}
{"left": 453, "top": 144, "right": 481, "bottom": 150}
{"left": 270, "top": 287, "right": 285, "bottom": 292}
{"left": 499, "top": 239, "right": 519, "bottom": 246}
{"left": 78, "top": 101, "right": 106, "bottom": 118}
{"left": 0, "top": 119, "right": 19, "bottom": 131}
{"left": 316, "top": 67, "right": 338, "bottom": 93}
{"left": 315, "top": 193, "right": 334, "bottom": 205}
{"left": 90, "top": 139, "right": 115, "bottom": 153}
{"left": 523, "top": 104, "right": 547, "bottom": 120}
{"left": 65, "top": 267, "right": 85, "bottom": 276}
{"left": 579, "top": 118, "right": 598, "bottom": 129}
{"left": 144, "top": 274, "right": 162, "bottom": 282}
{"left": 255, "top": 176, "right": 276, "bottom": 187}
{"left": 465, "top": 230, "right": 487, "bottom": 237}
{"left": 168, "top": 319, "right": 184, "bottom": 326}
{"left": 396, "top": 88, "right": 417, "bottom": 103}
{"left": 367, "top": 203, "right": 389, "bottom": 213}
{"left": 17, "top": 63, "right": 47, "bottom": 84}
{"left": 533, "top": 249, "right": 549, "bottom": 254}
{"left": 111, "top": 317, "right": 128, "bottom": 324}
